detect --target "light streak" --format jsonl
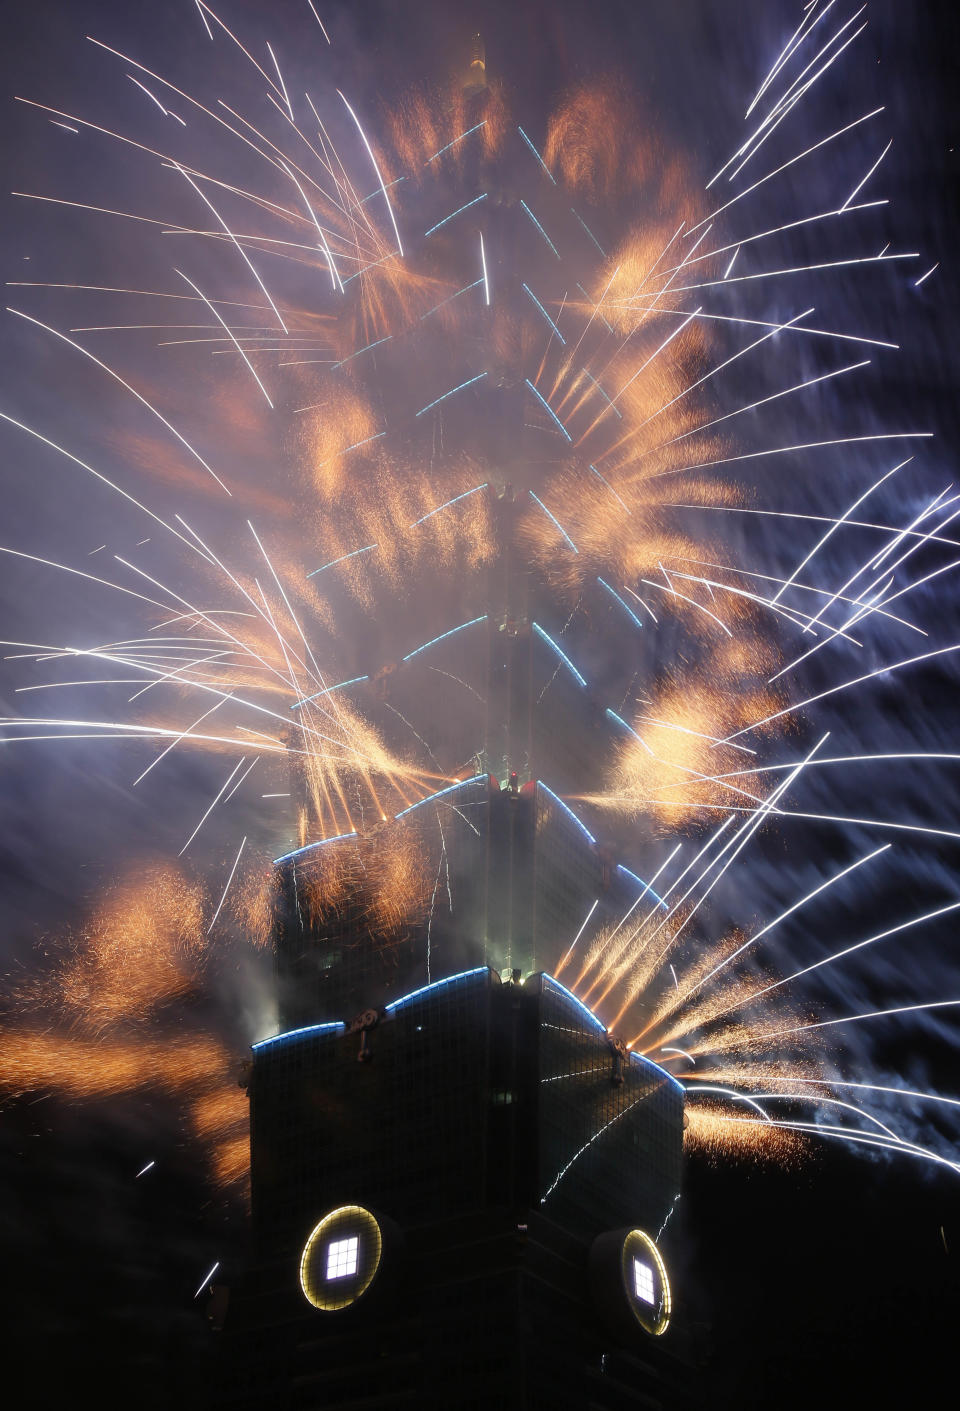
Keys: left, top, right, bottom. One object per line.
{"left": 724, "top": 246, "right": 739, "bottom": 278}
{"left": 654, "top": 431, "right": 931, "bottom": 481}
{"left": 598, "top": 579, "right": 644, "bottom": 630}
{"left": 175, "top": 269, "right": 273, "bottom": 409}
{"left": 531, "top": 623, "right": 586, "bottom": 687}
{"left": 525, "top": 379, "right": 571, "bottom": 437}
{"left": 306, "top": 545, "right": 378, "bottom": 579}
{"left": 337, "top": 90, "right": 403, "bottom": 255}
{"left": 128, "top": 75, "right": 169, "bottom": 116}
{"left": 402, "top": 616, "right": 488, "bottom": 663}
{"left": 842, "top": 138, "right": 892, "bottom": 210}
{"left": 580, "top": 371, "right": 621, "bottom": 419}
{"left": 208, "top": 837, "right": 247, "bottom": 934}
{"left": 685, "top": 844, "right": 891, "bottom": 999}
{"left": 766, "top": 999, "right": 960, "bottom": 1042}
{"left": 521, "top": 285, "right": 566, "bottom": 346}
{"left": 517, "top": 126, "right": 556, "bottom": 182}
{"left": 555, "top": 899, "right": 600, "bottom": 977}
{"left": 172, "top": 165, "right": 288, "bottom": 333}
{"left": 266, "top": 42, "right": 293, "bottom": 121}
{"left": 414, "top": 373, "right": 486, "bottom": 418}
{"left": 667, "top": 252, "right": 918, "bottom": 296}
{"left": 915, "top": 262, "right": 939, "bottom": 287}
{"left": 7, "top": 308, "right": 231, "bottom": 495}
{"left": 723, "top": 642, "right": 960, "bottom": 744}
{"left": 135, "top": 1160, "right": 155, "bottom": 1178}
{"left": 425, "top": 120, "right": 486, "bottom": 164}
{"left": 178, "top": 759, "right": 247, "bottom": 856}
{"left": 409, "top": 484, "right": 488, "bottom": 528}
{"left": 770, "top": 458, "right": 908, "bottom": 605}
{"left": 519, "top": 199, "right": 560, "bottom": 259}
{"left": 305, "top": 1, "right": 330, "bottom": 42}
{"left": 479, "top": 232, "right": 490, "bottom": 305}
{"left": 617, "top": 864, "right": 668, "bottom": 912}
{"left": 529, "top": 492, "right": 578, "bottom": 552}
{"left": 638, "top": 575, "right": 733, "bottom": 637}
{"left": 424, "top": 192, "right": 487, "bottom": 237}
{"left": 193, "top": 1261, "right": 220, "bottom": 1298}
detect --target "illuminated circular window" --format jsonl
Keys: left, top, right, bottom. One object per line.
{"left": 299, "top": 1204, "right": 383, "bottom": 1311}
{"left": 620, "top": 1229, "right": 671, "bottom": 1336}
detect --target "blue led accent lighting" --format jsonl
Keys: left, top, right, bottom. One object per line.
{"left": 332, "top": 335, "right": 393, "bottom": 369}
{"left": 402, "top": 614, "right": 487, "bottom": 663}
{"left": 420, "top": 279, "right": 484, "bottom": 321}
{"left": 291, "top": 675, "right": 369, "bottom": 710}
{"left": 581, "top": 369, "right": 621, "bottom": 418}
{"left": 517, "top": 126, "right": 557, "bottom": 183}
{"left": 617, "top": 863, "right": 668, "bottom": 912}
{"left": 524, "top": 379, "right": 572, "bottom": 439}
{"left": 252, "top": 1020, "right": 345, "bottom": 1052}
{"left": 521, "top": 286, "right": 566, "bottom": 347}
{"left": 361, "top": 176, "right": 405, "bottom": 205}
{"left": 410, "top": 483, "right": 488, "bottom": 528}
{"left": 598, "top": 577, "right": 644, "bottom": 629}
{"left": 394, "top": 774, "right": 488, "bottom": 820}
{"left": 529, "top": 491, "right": 578, "bottom": 552}
{"left": 531, "top": 622, "right": 587, "bottom": 687}
{"left": 542, "top": 974, "right": 607, "bottom": 1033}
{"left": 571, "top": 207, "right": 605, "bottom": 255}
{"left": 273, "top": 831, "right": 358, "bottom": 865}
{"left": 519, "top": 199, "right": 560, "bottom": 259}
{"left": 425, "top": 119, "right": 487, "bottom": 164}
{"left": 338, "top": 431, "right": 386, "bottom": 456}
{"left": 385, "top": 965, "right": 490, "bottom": 1013}
{"left": 630, "top": 1048, "right": 686, "bottom": 1095}
{"left": 424, "top": 192, "right": 487, "bottom": 237}
{"left": 415, "top": 372, "right": 487, "bottom": 418}
{"left": 577, "top": 283, "right": 614, "bottom": 332}
{"left": 588, "top": 464, "right": 631, "bottom": 512}
{"left": 537, "top": 780, "right": 596, "bottom": 844}
{"left": 306, "top": 543, "right": 378, "bottom": 579}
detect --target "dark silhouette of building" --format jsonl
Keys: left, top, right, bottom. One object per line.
{"left": 219, "top": 783, "right": 689, "bottom": 1409}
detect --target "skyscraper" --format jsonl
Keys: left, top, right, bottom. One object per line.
{"left": 219, "top": 784, "right": 689, "bottom": 1410}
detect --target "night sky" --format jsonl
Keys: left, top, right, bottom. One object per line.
{"left": 2, "top": 2, "right": 959, "bottom": 1406}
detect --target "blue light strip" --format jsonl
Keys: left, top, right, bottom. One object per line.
{"left": 420, "top": 279, "right": 484, "bottom": 321}
{"left": 598, "top": 577, "right": 644, "bottom": 629}
{"left": 532, "top": 622, "right": 587, "bottom": 687}
{"left": 521, "top": 285, "right": 566, "bottom": 347}
{"left": 537, "top": 780, "right": 596, "bottom": 844}
{"left": 519, "top": 199, "right": 561, "bottom": 259}
{"left": 414, "top": 372, "right": 487, "bottom": 418}
{"left": 410, "top": 483, "right": 489, "bottom": 528}
{"left": 360, "top": 176, "right": 405, "bottom": 205}
{"left": 524, "top": 379, "right": 572, "bottom": 440}
{"left": 529, "top": 491, "right": 578, "bottom": 552}
{"left": 616, "top": 863, "right": 668, "bottom": 912}
{"left": 581, "top": 369, "right": 621, "bottom": 418}
{"left": 577, "top": 283, "right": 614, "bottom": 332}
{"left": 252, "top": 1020, "right": 345, "bottom": 1052}
{"left": 542, "top": 974, "right": 607, "bottom": 1032}
{"left": 342, "top": 252, "right": 395, "bottom": 284}
{"left": 424, "top": 192, "right": 487, "bottom": 237}
{"left": 330, "top": 431, "right": 386, "bottom": 459}
{"left": 630, "top": 1048, "right": 686, "bottom": 1095}
{"left": 605, "top": 707, "right": 647, "bottom": 746}
{"left": 385, "top": 965, "right": 490, "bottom": 1012}
{"left": 273, "top": 831, "right": 358, "bottom": 865}
{"left": 425, "top": 119, "right": 487, "bottom": 164}
{"left": 332, "top": 335, "right": 393, "bottom": 370}
{"left": 517, "top": 126, "right": 557, "bottom": 183}
{"left": 394, "top": 774, "right": 488, "bottom": 820}
{"left": 588, "top": 464, "right": 631, "bottom": 512}
{"left": 291, "top": 675, "right": 369, "bottom": 710}
{"left": 571, "top": 207, "right": 605, "bottom": 255}
{"left": 402, "top": 614, "right": 487, "bottom": 663}
{"left": 306, "top": 543, "right": 378, "bottom": 579}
